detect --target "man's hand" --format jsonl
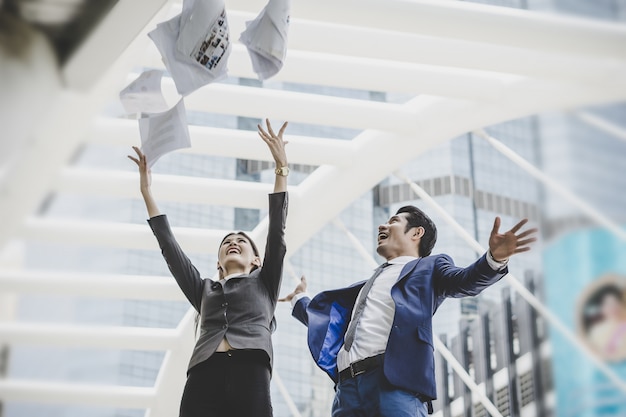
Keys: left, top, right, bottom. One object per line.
{"left": 127, "top": 146, "right": 152, "bottom": 193}
{"left": 279, "top": 276, "right": 307, "bottom": 302}
{"left": 258, "top": 119, "right": 288, "bottom": 167}
{"left": 489, "top": 217, "right": 538, "bottom": 262}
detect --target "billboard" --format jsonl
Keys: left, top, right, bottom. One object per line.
{"left": 544, "top": 227, "right": 626, "bottom": 417}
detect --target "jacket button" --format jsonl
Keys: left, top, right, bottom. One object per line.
{"left": 222, "top": 302, "right": 228, "bottom": 307}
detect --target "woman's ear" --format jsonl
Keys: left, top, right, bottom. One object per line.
{"left": 216, "top": 262, "right": 224, "bottom": 279}
{"left": 252, "top": 256, "right": 261, "bottom": 268}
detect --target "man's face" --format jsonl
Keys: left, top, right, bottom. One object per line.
{"left": 376, "top": 213, "right": 422, "bottom": 260}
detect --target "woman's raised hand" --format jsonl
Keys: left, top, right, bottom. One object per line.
{"left": 127, "top": 146, "right": 152, "bottom": 192}
{"left": 257, "top": 119, "right": 288, "bottom": 167}
{"left": 128, "top": 146, "right": 160, "bottom": 217}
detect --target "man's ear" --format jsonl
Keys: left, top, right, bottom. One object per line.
{"left": 412, "top": 226, "right": 425, "bottom": 241}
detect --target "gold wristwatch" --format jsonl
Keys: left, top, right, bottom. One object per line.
{"left": 275, "top": 166, "right": 290, "bottom": 176}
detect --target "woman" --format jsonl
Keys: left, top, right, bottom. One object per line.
{"left": 588, "top": 284, "right": 626, "bottom": 362}
{"left": 128, "top": 119, "right": 289, "bottom": 417}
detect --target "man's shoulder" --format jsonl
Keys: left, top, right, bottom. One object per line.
{"left": 418, "top": 253, "right": 454, "bottom": 265}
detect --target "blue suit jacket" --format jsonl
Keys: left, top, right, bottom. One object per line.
{"left": 292, "top": 253, "right": 507, "bottom": 400}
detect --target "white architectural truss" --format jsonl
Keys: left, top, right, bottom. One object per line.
{"left": 1, "top": 0, "right": 626, "bottom": 416}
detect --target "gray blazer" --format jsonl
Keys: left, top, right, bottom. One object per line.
{"left": 148, "top": 192, "right": 288, "bottom": 372}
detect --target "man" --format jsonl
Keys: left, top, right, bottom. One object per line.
{"left": 280, "top": 206, "right": 537, "bottom": 417}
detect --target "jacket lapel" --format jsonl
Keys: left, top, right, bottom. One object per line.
{"left": 395, "top": 257, "right": 422, "bottom": 283}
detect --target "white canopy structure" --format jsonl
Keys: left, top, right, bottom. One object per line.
{"left": 1, "top": 0, "right": 625, "bottom": 416}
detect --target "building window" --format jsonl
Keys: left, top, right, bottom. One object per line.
{"left": 519, "top": 370, "right": 535, "bottom": 407}
{"left": 495, "top": 386, "right": 510, "bottom": 417}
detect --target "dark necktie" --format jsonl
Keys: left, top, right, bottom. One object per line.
{"left": 343, "top": 262, "right": 390, "bottom": 352}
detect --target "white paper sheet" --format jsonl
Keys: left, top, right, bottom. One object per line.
{"left": 239, "top": 0, "right": 291, "bottom": 80}
{"left": 148, "top": 0, "right": 231, "bottom": 96}
{"left": 138, "top": 99, "right": 191, "bottom": 168}
{"left": 119, "top": 69, "right": 169, "bottom": 115}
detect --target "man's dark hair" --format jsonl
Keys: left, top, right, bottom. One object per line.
{"left": 396, "top": 206, "right": 437, "bottom": 257}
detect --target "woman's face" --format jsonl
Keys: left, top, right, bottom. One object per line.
{"left": 600, "top": 293, "right": 626, "bottom": 320}
{"left": 217, "top": 233, "right": 260, "bottom": 275}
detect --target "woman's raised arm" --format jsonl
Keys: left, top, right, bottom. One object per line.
{"left": 128, "top": 146, "right": 161, "bottom": 218}
{"left": 257, "top": 119, "right": 289, "bottom": 193}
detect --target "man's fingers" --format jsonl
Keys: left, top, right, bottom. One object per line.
{"left": 513, "top": 247, "right": 531, "bottom": 254}
{"left": 516, "top": 237, "right": 537, "bottom": 247}
{"left": 517, "top": 228, "right": 538, "bottom": 239}
{"left": 509, "top": 218, "right": 528, "bottom": 234}
{"left": 491, "top": 217, "right": 501, "bottom": 236}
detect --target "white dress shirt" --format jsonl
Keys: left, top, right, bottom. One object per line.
{"left": 292, "top": 252, "right": 507, "bottom": 371}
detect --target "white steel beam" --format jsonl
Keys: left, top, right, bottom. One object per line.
{"left": 239, "top": 12, "right": 626, "bottom": 87}
{"left": 147, "top": 309, "right": 196, "bottom": 417}
{"left": 22, "top": 217, "right": 228, "bottom": 254}
{"left": 63, "top": 0, "right": 171, "bottom": 89}
{"left": 0, "top": 380, "right": 155, "bottom": 409}
{"left": 284, "top": 76, "right": 626, "bottom": 255}
{"left": 144, "top": 10, "right": 626, "bottom": 90}
{"left": 575, "top": 111, "right": 626, "bottom": 142}
{"left": 0, "top": 322, "right": 178, "bottom": 350}
{"left": 0, "top": 270, "right": 183, "bottom": 301}
{"left": 228, "top": 0, "right": 626, "bottom": 60}
{"left": 143, "top": 43, "right": 518, "bottom": 101}
{"left": 90, "top": 118, "right": 353, "bottom": 167}
{"left": 165, "top": 79, "right": 421, "bottom": 135}
{"left": 0, "top": 1, "right": 173, "bottom": 252}
{"left": 57, "top": 168, "right": 284, "bottom": 210}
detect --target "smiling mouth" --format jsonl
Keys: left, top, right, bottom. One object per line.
{"left": 378, "top": 232, "right": 388, "bottom": 243}
{"left": 227, "top": 248, "right": 240, "bottom": 254}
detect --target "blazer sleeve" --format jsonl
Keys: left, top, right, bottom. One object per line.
{"left": 292, "top": 296, "right": 311, "bottom": 327}
{"left": 148, "top": 214, "right": 204, "bottom": 312}
{"left": 434, "top": 253, "right": 507, "bottom": 299}
{"left": 258, "top": 192, "right": 288, "bottom": 300}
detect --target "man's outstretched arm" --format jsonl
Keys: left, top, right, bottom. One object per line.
{"left": 436, "top": 217, "right": 538, "bottom": 298}
{"left": 279, "top": 276, "right": 310, "bottom": 326}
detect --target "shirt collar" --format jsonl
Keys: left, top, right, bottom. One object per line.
{"left": 221, "top": 272, "right": 245, "bottom": 282}
{"left": 385, "top": 256, "right": 419, "bottom": 266}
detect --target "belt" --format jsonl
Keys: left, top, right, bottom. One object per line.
{"left": 338, "top": 354, "right": 384, "bottom": 382}
{"left": 337, "top": 354, "right": 434, "bottom": 414}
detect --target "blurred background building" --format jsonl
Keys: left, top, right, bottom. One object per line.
{"left": 1, "top": 0, "right": 625, "bottom": 417}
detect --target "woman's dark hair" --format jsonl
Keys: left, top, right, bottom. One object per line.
{"left": 582, "top": 284, "right": 625, "bottom": 332}
{"left": 396, "top": 205, "right": 437, "bottom": 257}
{"left": 217, "top": 231, "right": 261, "bottom": 278}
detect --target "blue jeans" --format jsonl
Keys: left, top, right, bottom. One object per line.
{"left": 332, "top": 366, "right": 428, "bottom": 417}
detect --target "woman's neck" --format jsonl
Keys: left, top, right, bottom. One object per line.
{"left": 222, "top": 267, "right": 249, "bottom": 279}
